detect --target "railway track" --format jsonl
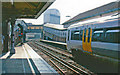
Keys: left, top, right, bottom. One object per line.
{"left": 35, "top": 41, "right": 72, "bottom": 59}
{"left": 28, "top": 41, "right": 95, "bottom": 75}
{"left": 40, "top": 41, "right": 70, "bottom": 53}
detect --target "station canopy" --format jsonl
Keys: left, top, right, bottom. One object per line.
{"left": 2, "top": 0, "right": 55, "bottom": 20}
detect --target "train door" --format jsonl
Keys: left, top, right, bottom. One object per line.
{"left": 82, "top": 28, "right": 86, "bottom": 51}
{"left": 86, "top": 28, "right": 92, "bottom": 52}
{"left": 82, "top": 28, "right": 92, "bottom": 52}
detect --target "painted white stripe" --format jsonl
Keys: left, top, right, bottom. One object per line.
{"left": 68, "top": 40, "right": 119, "bottom": 51}
{"left": 22, "top": 46, "right": 36, "bottom": 75}
{"left": 22, "top": 53, "right": 26, "bottom": 75}
{"left": 24, "top": 43, "right": 57, "bottom": 73}
{"left": 41, "top": 40, "right": 67, "bottom": 45}
{"left": 91, "top": 42, "right": 119, "bottom": 51}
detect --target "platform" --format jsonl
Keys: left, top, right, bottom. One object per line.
{"left": 40, "top": 40, "right": 67, "bottom": 46}
{"left": 0, "top": 43, "right": 58, "bottom": 75}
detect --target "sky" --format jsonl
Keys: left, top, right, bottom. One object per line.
{"left": 21, "top": 0, "right": 117, "bottom": 25}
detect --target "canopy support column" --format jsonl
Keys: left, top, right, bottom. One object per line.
{"left": 10, "top": 20, "right": 15, "bottom": 54}
{"left": 2, "top": 20, "right": 9, "bottom": 53}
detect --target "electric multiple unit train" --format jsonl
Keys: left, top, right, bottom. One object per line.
{"left": 66, "top": 14, "right": 120, "bottom": 73}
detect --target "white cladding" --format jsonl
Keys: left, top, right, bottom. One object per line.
{"left": 43, "top": 24, "right": 67, "bottom": 38}
{"left": 44, "top": 9, "right": 60, "bottom": 24}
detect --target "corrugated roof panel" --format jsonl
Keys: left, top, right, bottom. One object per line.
{"left": 2, "top": 1, "right": 55, "bottom": 19}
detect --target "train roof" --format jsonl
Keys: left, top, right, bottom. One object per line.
{"left": 68, "top": 13, "right": 119, "bottom": 29}
{"left": 44, "top": 23, "right": 67, "bottom": 30}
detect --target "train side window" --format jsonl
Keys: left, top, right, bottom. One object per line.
{"left": 31, "top": 27, "right": 34, "bottom": 29}
{"left": 88, "top": 28, "right": 90, "bottom": 42}
{"left": 36, "top": 27, "right": 39, "bottom": 29}
{"left": 105, "top": 30, "right": 120, "bottom": 43}
{"left": 71, "top": 30, "right": 79, "bottom": 40}
{"left": 74, "top": 31, "right": 80, "bottom": 40}
{"left": 84, "top": 29, "right": 86, "bottom": 42}
{"left": 92, "top": 29, "right": 120, "bottom": 43}
{"left": 28, "top": 27, "right": 30, "bottom": 29}
{"left": 92, "top": 30, "right": 103, "bottom": 42}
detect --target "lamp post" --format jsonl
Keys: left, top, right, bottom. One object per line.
{"left": 66, "top": 15, "right": 71, "bottom": 18}
{"left": 66, "top": 15, "right": 71, "bottom": 19}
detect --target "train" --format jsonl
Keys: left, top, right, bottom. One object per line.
{"left": 66, "top": 14, "right": 120, "bottom": 73}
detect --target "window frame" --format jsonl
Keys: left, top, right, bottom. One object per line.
{"left": 71, "top": 30, "right": 80, "bottom": 40}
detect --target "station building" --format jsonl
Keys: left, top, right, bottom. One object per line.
{"left": 26, "top": 23, "right": 43, "bottom": 41}
{"left": 43, "top": 23, "right": 67, "bottom": 42}
{"left": 15, "top": 20, "right": 43, "bottom": 41}
{"left": 43, "top": 9, "right": 67, "bottom": 42}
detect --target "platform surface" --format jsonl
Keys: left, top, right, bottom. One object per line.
{"left": 0, "top": 43, "right": 58, "bottom": 75}
{"left": 40, "top": 39, "right": 67, "bottom": 45}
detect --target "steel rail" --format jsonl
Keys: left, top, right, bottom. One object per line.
{"left": 31, "top": 42, "right": 80, "bottom": 74}
{"left": 30, "top": 42, "right": 93, "bottom": 75}
{"left": 35, "top": 42, "right": 73, "bottom": 59}
{"left": 49, "top": 59, "right": 66, "bottom": 74}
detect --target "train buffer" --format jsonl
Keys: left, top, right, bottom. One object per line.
{"left": 0, "top": 43, "right": 58, "bottom": 75}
